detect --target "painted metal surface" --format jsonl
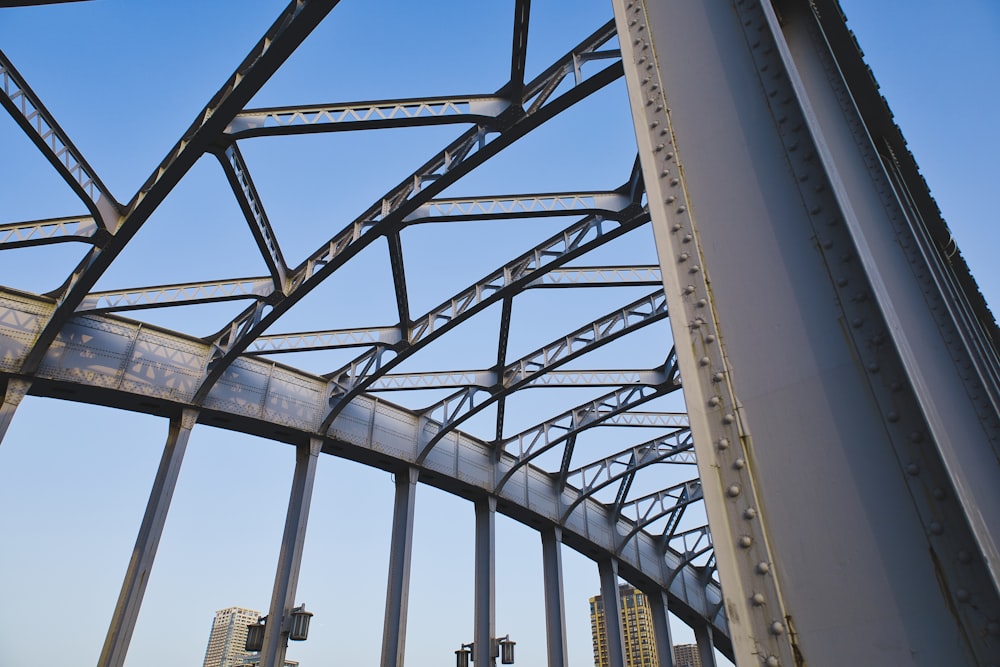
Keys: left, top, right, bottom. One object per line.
{"left": 616, "top": 0, "right": 1000, "bottom": 663}
{"left": 2, "top": 0, "right": 997, "bottom": 665}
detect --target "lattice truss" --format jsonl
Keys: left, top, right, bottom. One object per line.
{"left": 0, "top": 0, "right": 725, "bottom": 644}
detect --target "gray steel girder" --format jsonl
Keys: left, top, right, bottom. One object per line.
{"left": 0, "top": 288, "right": 728, "bottom": 645}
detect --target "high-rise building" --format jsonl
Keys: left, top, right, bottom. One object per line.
{"left": 672, "top": 643, "right": 702, "bottom": 667}
{"left": 589, "top": 585, "right": 659, "bottom": 667}
{"left": 202, "top": 606, "right": 261, "bottom": 667}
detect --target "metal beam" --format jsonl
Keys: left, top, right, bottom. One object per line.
{"left": 226, "top": 96, "right": 510, "bottom": 139}
{"left": 18, "top": 0, "right": 340, "bottom": 374}
{"left": 0, "top": 216, "right": 98, "bottom": 249}
{"left": 195, "top": 21, "right": 626, "bottom": 404}
{"left": 644, "top": 589, "right": 675, "bottom": 667}
{"left": 0, "top": 377, "right": 30, "bottom": 446}
{"left": 381, "top": 467, "right": 418, "bottom": 667}
{"left": 217, "top": 144, "right": 288, "bottom": 289}
{"left": 540, "top": 526, "right": 568, "bottom": 667}
{"left": 597, "top": 558, "right": 626, "bottom": 667}
{"left": 77, "top": 277, "right": 273, "bottom": 313}
{"left": 98, "top": 408, "right": 197, "bottom": 667}
{"left": 259, "top": 437, "right": 321, "bottom": 667}
{"left": 474, "top": 496, "right": 497, "bottom": 667}
{"left": 0, "top": 50, "right": 120, "bottom": 231}
{"left": 616, "top": 0, "right": 1000, "bottom": 662}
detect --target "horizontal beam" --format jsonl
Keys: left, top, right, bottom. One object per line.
{"left": 76, "top": 278, "right": 273, "bottom": 313}
{"left": 0, "top": 216, "right": 98, "bottom": 249}
{"left": 226, "top": 96, "right": 511, "bottom": 138}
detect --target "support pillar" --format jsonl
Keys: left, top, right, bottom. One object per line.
{"left": 259, "top": 437, "right": 322, "bottom": 667}
{"left": 474, "top": 496, "right": 496, "bottom": 666}
{"left": 540, "top": 527, "right": 568, "bottom": 667}
{"left": 0, "top": 378, "right": 30, "bottom": 446}
{"left": 645, "top": 589, "right": 674, "bottom": 667}
{"left": 597, "top": 558, "right": 625, "bottom": 667}
{"left": 694, "top": 621, "right": 717, "bottom": 667}
{"left": 613, "top": 0, "right": 1000, "bottom": 663}
{"left": 380, "top": 467, "right": 418, "bottom": 667}
{"left": 98, "top": 408, "right": 197, "bottom": 667}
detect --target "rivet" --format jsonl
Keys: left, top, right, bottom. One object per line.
{"left": 677, "top": 206, "right": 687, "bottom": 213}
{"left": 909, "top": 431, "right": 924, "bottom": 443}
{"left": 822, "top": 240, "right": 833, "bottom": 249}
{"left": 683, "top": 285, "right": 695, "bottom": 295}
{"left": 660, "top": 170, "right": 670, "bottom": 178}
{"left": 955, "top": 589, "right": 971, "bottom": 603}
{"left": 837, "top": 278, "right": 848, "bottom": 286}
{"left": 722, "top": 413, "right": 735, "bottom": 424}
{"left": 852, "top": 318, "right": 864, "bottom": 328}
{"left": 905, "top": 463, "right": 920, "bottom": 476}
{"left": 958, "top": 550, "right": 973, "bottom": 564}
{"left": 712, "top": 372, "right": 725, "bottom": 383}
{"left": 705, "top": 334, "right": 716, "bottom": 343}
{"left": 679, "top": 252, "right": 689, "bottom": 262}
{"left": 645, "top": 97, "right": 652, "bottom": 105}
{"left": 699, "top": 356, "right": 711, "bottom": 366}
{"left": 929, "top": 521, "right": 944, "bottom": 535}
{"left": 650, "top": 121, "right": 659, "bottom": 129}
{"left": 689, "top": 265, "right": 700, "bottom": 274}
{"left": 639, "top": 57, "right": 647, "bottom": 65}
{"left": 682, "top": 234, "right": 692, "bottom": 243}
{"left": 751, "top": 592, "right": 766, "bottom": 606}
{"left": 738, "top": 536, "right": 753, "bottom": 549}
{"left": 666, "top": 195, "right": 676, "bottom": 204}
{"left": 727, "top": 484, "right": 741, "bottom": 497}
{"left": 708, "top": 396, "right": 722, "bottom": 407}
{"left": 717, "top": 437, "right": 730, "bottom": 450}
{"left": 891, "top": 381, "right": 903, "bottom": 392}
{"left": 733, "top": 458, "right": 746, "bottom": 470}
{"left": 655, "top": 143, "right": 665, "bottom": 152}
{"left": 696, "top": 298, "right": 707, "bottom": 308}
{"left": 660, "top": 129, "right": 669, "bottom": 136}
{"left": 887, "top": 411, "right": 899, "bottom": 422}
{"left": 744, "top": 508, "right": 757, "bottom": 520}
{"left": 932, "top": 487, "right": 946, "bottom": 500}
{"left": 765, "top": 657, "right": 780, "bottom": 667}
{"left": 756, "top": 561, "right": 770, "bottom": 574}
{"left": 670, "top": 178, "right": 679, "bottom": 186}
{"left": 665, "top": 152, "right": 674, "bottom": 160}
{"left": 872, "top": 333, "right": 884, "bottom": 345}
{"left": 770, "top": 621, "right": 785, "bottom": 635}
{"left": 672, "top": 223, "right": 682, "bottom": 232}
{"left": 867, "top": 362, "right": 880, "bottom": 373}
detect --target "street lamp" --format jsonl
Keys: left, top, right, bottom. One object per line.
{"left": 245, "top": 603, "right": 313, "bottom": 653}
{"left": 455, "top": 635, "right": 515, "bottom": 666}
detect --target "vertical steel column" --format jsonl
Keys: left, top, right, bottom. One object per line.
{"left": 540, "top": 526, "right": 568, "bottom": 667}
{"left": 381, "top": 467, "right": 418, "bottom": 667}
{"left": 694, "top": 622, "right": 717, "bottom": 667}
{"left": 259, "top": 437, "right": 322, "bottom": 667}
{"left": 613, "top": 0, "right": 1000, "bottom": 663}
{"left": 0, "top": 378, "right": 29, "bottom": 445}
{"left": 98, "top": 408, "right": 197, "bottom": 667}
{"left": 474, "top": 496, "right": 496, "bottom": 666}
{"left": 597, "top": 558, "right": 626, "bottom": 667}
{"left": 644, "top": 589, "right": 674, "bottom": 667}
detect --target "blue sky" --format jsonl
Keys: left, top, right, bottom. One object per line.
{"left": 0, "top": 1, "right": 997, "bottom": 666}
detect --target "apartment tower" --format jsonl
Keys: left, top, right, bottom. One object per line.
{"left": 589, "top": 584, "right": 659, "bottom": 666}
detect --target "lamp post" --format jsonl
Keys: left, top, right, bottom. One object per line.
{"left": 245, "top": 604, "right": 313, "bottom": 657}
{"left": 455, "top": 635, "right": 516, "bottom": 666}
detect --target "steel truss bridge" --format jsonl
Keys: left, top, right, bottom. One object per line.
{"left": 1, "top": 1, "right": 998, "bottom": 665}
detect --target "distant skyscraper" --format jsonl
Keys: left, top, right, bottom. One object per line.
{"left": 589, "top": 584, "right": 659, "bottom": 666}
{"left": 672, "top": 643, "right": 702, "bottom": 667}
{"left": 202, "top": 606, "right": 260, "bottom": 667}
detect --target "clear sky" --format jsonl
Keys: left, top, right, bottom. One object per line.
{"left": 0, "top": 2, "right": 997, "bottom": 667}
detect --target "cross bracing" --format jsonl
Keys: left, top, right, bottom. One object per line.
{"left": 1, "top": 1, "right": 997, "bottom": 667}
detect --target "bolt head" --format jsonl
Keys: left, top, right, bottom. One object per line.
{"left": 751, "top": 592, "right": 766, "bottom": 606}
{"left": 738, "top": 535, "right": 753, "bottom": 548}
